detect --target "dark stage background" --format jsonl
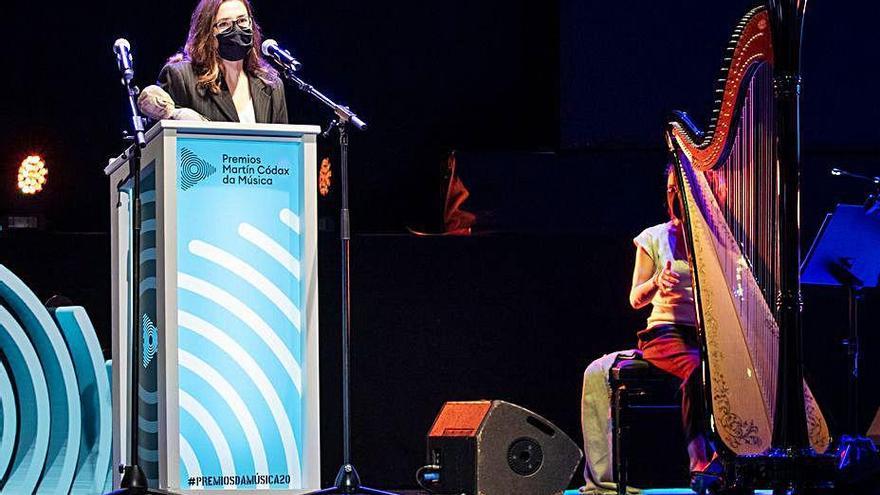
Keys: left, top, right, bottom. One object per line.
{"left": 1, "top": 0, "right": 878, "bottom": 489}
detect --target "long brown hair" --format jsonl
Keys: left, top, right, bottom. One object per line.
{"left": 172, "top": 0, "right": 278, "bottom": 94}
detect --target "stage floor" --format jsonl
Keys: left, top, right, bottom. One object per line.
{"left": 395, "top": 490, "right": 776, "bottom": 494}
{"left": 397, "top": 490, "right": 702, "bottom": 494}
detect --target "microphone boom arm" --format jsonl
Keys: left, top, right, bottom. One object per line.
{"left": 278, "top": 66, "right": 367, "bottom": 131}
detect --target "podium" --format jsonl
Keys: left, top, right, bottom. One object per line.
{"left": 106, "top": 121, "right": 322, "bottom": 493}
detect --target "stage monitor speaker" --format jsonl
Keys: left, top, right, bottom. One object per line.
{"left": 421, "top": 400, "right": 583, "bottom": 495}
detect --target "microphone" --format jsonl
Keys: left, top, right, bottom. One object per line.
{"left": 831, "top": 167, "right": 880, "bottom": 184}
{"left": 114, "top": 38, "right": 135, "bottom": 83}
{"left": 261, "top": 39, "right": 302, "bottom": 72}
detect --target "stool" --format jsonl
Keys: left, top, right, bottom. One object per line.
{"left": 610, "top": 356, "right": 683, "bottom": 495}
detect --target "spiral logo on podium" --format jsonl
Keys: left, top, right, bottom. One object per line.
{"left": 179, "top": 148, "right": 217, "bottom": 190}
{"left": 141, "top": 314, "right": 159, "bottom": 368}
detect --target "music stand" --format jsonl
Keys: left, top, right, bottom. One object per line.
{"left": 802, "top": 204, "right": 880, "bottom": 434}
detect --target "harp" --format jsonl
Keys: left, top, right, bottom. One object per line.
{"left": 664, "top": 0, "right": 834, "bottom": 476}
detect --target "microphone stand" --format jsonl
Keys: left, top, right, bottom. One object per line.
{"left": 830, "top": 167, "right": 880, "bottom": 216}
{"left": 275, "top": 63, "right": 392, "bottom": 495}
{"left": 107, "top": 45, "right": 175, "bottom": 495}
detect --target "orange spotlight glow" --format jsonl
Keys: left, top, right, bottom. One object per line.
{"left": 319, "top": 158, "right": 332, "bottom": 197}
{"left": 17, "top": 155, "right": 48, "bottom": 195}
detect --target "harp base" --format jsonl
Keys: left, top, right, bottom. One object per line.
{"left": 717, "top": 449, "right": 837, "bottom": 494}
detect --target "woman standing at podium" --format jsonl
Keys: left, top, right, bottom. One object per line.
{"left": 142, "top": 0, "right": 288, "bottom": 124}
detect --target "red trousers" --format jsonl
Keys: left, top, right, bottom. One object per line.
{"left": 637, "top": 324, "right": 706, "bottom": 442}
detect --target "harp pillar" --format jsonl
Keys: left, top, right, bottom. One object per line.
{"left": 734, "top": 1, "right": 838, "bottom": 492}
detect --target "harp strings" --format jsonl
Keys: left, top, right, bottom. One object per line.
{"left": 707, "top": 62, "right": 778, "bottom": 408}
{"left": 722, "top": 64, "right": 776, "bottom": 310}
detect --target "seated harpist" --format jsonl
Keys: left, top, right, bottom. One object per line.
{"left": 580, "top": 164, "right": 712, "bottom": 493}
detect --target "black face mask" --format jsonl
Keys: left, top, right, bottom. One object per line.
{"left": 217, "top": 26, "right": 254, "bottom": 62}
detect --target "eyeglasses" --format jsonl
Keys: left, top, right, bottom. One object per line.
{"left": 214, "top": 16, "right": 252, "bottom": 33}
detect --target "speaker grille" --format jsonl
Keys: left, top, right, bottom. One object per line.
{"left": 507, "top": 437, "right": 543, "bottom": 476}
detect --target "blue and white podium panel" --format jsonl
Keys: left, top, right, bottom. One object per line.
{"left": 107, "top": 121, "right": 322, "bottom": 493}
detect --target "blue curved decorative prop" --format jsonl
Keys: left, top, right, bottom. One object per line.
{"left": 0, "top": 359, "right": 17, "bottom": 483}
{"left": 104, "top": 360, "right": 114, "bottom": 493}
{"left": 52, "top": 307, "right": 113, "bottom": 494}
{"left": 0, "top": 305, "right": 50, "bottom": 493}
{"left": 0, "top": 265, "right": 81, "bottom": 494}
{"left": 104, "top": 465, "right": 113, "bottom": 493}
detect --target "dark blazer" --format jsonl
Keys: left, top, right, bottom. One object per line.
{"left": 158, "top": 60, "right": 288, "bottom": 124}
